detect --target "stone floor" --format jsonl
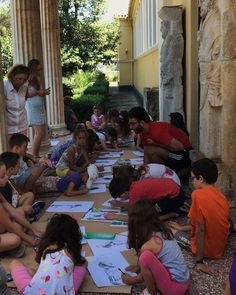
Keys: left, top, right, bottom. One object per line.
{"left": 7, "top": 86, "right": 236, "bottom": 294}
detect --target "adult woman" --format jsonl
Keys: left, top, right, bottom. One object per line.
{"left": 4, "top": 64, "right": 30, "bottom": 139}
{"left": 26, "top": 59, "right": 50, "bottom": 157}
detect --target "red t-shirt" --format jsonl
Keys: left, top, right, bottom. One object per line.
{"left": 140, "top": 121, "right": 192, "bottom": 149}
{"left": 188, "top": 186, "right": 230, "bottom": 259}
{"left": 128, "top": 178, "right": 180, "bottom": 205}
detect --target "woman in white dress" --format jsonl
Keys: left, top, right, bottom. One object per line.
{"left": 4, "top": 64, "right": 30, "bottom": 139}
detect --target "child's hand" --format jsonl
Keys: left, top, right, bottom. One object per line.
{"left": 168, "top": 221, "right": 183, "bottom": 231}
{"left": 125, "top": 265, "right": 140, "bottom": 273}
{"left": 78, "top": 188, "right": 89, "bottom": 195}
{"left": 109, "top": 200, "right": 120, "bottom": 207}
{"left": 81, "top": 259, "right": 88, "bottom": 269}
{"left": 121, "top": 273, "right": 137, "bottom": 285}
{"left": 97, "top": 165, "right": 104, "bottom": 172}
{"left": 105, "top": 212, "right": 117, "bottom": 220}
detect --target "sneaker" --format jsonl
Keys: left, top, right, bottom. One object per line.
{"left": 0, "top": 267, "right": 18, "bottom": 295}
{"left": 8, "top": 244, "right": 26, "bottom": 258}
{"left": 32, "top": 201, "right": 46, "bottom": 215}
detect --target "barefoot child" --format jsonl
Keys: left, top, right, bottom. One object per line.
{"left": 122, "top": 199, "right": 190, "bottom": 295}
{"left": 10, "top": 214, "right": 87, "bottom": 294}
{"left": 55, "top": 127, "right": 90, "bottom": 196}
{"left": 169, "top": 158, "right": 230, "bottom": 274}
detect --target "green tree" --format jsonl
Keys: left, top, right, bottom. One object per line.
{"left": 59, "top": 0, "right": 119, "bottom": 75}
{"left": 0, "top": 3, "right": 12, "bottom": 75}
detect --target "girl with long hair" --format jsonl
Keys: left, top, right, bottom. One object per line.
{"left": 122, "top": 199, "right": 190, "bottom": 295}
{"left": 10, "top": 214, "right": 87, "bottom": 294}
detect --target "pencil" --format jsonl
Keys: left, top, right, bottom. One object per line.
{"left": 118, "top": 268, "right": 125, "bottom": 274}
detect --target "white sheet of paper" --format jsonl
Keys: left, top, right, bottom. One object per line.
{"left": 100, "top": 166, "right": 112, "bottom": 173}
{"left": 130, "top": 157, "right": 144, "bottom": 165}
{"left": 46, "top": 201, "right": 94, "bottom": 213}
{"left": 132, "top": 150, "right": 144, "bottom": 157}
{"left": 82, "top": 210, "right": 112, "bottom": 223}
{"left": 50, "top": 139, "right": 60, "bottom": 147}
{"left": 95, "top": 175, "right": 113, "bottom": 184}
{"left": 89, "top": 184, "right": 107, "bottom": 194}
{"left": 102, "top": 197, "right": 128, "bottom": 208}
{"left": 95, "top": 159, "right": 117, "bottom": 166}
{"left": 87, "top": 252, "right": 129, "bottom": 287}
{"left": 87, "top": 234, "right": 128, "bottom": 256}
{"left": 99, "top": 152, "right": 122, "bottom": 159}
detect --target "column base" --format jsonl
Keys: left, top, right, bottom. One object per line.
{"left": 49, "top": 123, "right": 71, "bottom": 137}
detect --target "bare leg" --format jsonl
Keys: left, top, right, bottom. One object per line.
{"left": 23, "top": 166, "right": 46, "bottom": 192}
{"left": 140, "top": 264, "right": 157, "bottom": 295}
{"left": 18, "top": 192, "right": 35, "bottom": 206}
{"left": 0, "top": 233, "right": 21, "bottom": 252}
{"left": 144, "top": 145, "right": 169, "bottom": 164}
{"left": 32, "top": 124, "right": 47, "bottom": 157}
{"left": 65, "top": 182, "right": 88, "bottom": 196}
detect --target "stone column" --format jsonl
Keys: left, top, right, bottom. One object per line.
{"left": 10, "top": 0, "right": 51, "bottom": 153}
{"left": 39, "top": 0, "right": 69, "bottom": 136}
{"left": 199, "top": 0, "right": 236, "bottom": 198}
{"left": 0, "top": 42, "right": 8, "bottom": 153}
{"left": 158, "top": 6, "right": 184, "bottom": 121}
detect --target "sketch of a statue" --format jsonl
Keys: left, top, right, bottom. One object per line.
{"left": 159, "top": 7, "right": 184, "bottom": 120}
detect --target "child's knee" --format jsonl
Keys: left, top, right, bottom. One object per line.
{"left": 139, "top": 250, "right": 155, "bottom": 268}
{"left": 8, "top": 234, "right": 21, "bottom": 249}
{"left": 9, "top": 259, "right": 24, "bottom": 271}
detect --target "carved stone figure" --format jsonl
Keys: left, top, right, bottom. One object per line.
{"left": 159, "top": 7, "right": 184, "bottom": 121}
{"left": 198, "top": 0, "right": 222, "bottom": 158}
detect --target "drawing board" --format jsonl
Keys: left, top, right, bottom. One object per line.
{"left": 46, "top": 200, "right": 94, "bottom": 212}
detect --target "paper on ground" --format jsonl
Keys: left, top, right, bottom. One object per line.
{"left": 130, "top": 158, "right": 144, "bottom": 165}
{"left": 89, "top": 184, "right": 107, "bottom": 194}
{"left": 99, "top": 152, "right": 123, "bottom": 159}
{"left": 82, "top": 210, "right": 112, "bottom": 223}
{"left": 87, "top": 233, "right": 128, "bottom": 256}
{"left": 102, "top": 197, "right": 128, "bottom": 208}
{"left": 87, "top": 252, "right": 129, "bottom": 287}
{"left": 100, "top": 166, "right": 112, "bottom": 173}
{"left": 46, "top": 201, "right": 94, "bottom": 212}
{"left": 80, "top": 226, "right": 87, "bottom": 244}
{"left": 95, "top": 175, "right": 113, "bottom": 184}
{"left": 132, "top": 150, "right": 144, "bottom": 157}
{"left": 95, "top": 159, "right": 117, "bottom": 166}
{"left": 50, "top": 139, "right": 60, "bottom": 147}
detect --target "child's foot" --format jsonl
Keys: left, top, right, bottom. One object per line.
{"left": 140, "top": 288, "right": 160, "bottom": 295}
{"left": 32, "top": 200, "right": 46, "bottom": 215}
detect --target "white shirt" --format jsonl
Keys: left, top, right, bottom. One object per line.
{"left": 4, "top": 79, "right": 28, "bottom": 133}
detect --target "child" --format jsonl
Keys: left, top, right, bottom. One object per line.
{"left": 121, "top": 199, "right": 190, "bottom": 295}
{"left": 106, "top": 176, "right": 186, "bottom": 222}
{"left": 86, "top": 104, "right": 106, "bottom": 132}
{"left": 9, "top": 133, "right": 48, "bottom": 193}
{"left": 169, "top": 112, "right": 190, "bottom": 137}
{"left": 0, "top": 152, "right": 45, "bottom": 216}
{"left": 10, "top": 214, "right": 87, "bottom": 294}
{"left": 96, "top": 127, "right": 120, "bottom": 152}
{"left": 64, "top": 96, "right": 79, "bottom": 132}
{"left": 0, "top": 159, "right": 42, "bottom": 253}
{"left": 114, "top": 163, "right": 180, "bottom": 186}
{"left": 55, "top": 127, "right": 90, "bottom": 196}
{"left": 169, "top": 158, "right": 230, "bottom": 274}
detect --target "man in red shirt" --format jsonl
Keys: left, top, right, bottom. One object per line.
{"left": 128, "top": 107, "right": 193, "bottom": 171}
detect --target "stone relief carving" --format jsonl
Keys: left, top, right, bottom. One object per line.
{"left": 159, "top": 7, "right": 184, "bottom": 120}
{"left": 198, "top": 0, "right": 222, "bottom": 158}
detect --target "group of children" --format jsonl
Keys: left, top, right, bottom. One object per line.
{"left": 0, "top": 105, "right": 234, "bottom": 295}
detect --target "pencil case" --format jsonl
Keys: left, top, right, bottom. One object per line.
{"left": 84, "top": 232, "right": 115, "bottom": 240}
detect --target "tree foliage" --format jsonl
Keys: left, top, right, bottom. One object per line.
{"left": 0, "top": 4, "right": 12, "bottom": 75}
{"left": 59, "top": 0, "right": 119, "bottom": 75}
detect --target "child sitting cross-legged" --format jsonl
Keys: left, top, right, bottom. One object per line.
{"left": 121, "top": 199, "right": 190, "bottom": 295}
{"left": 0, "top": 152, "right": 45, "bottom": 217}
{"left": 105, "top": 173, "right": 186, "bottom": 222}
{"left": 10, "top": 214, "right": 87, "bottom": 294}
{"left": 9, "top": 133, "right": 49, "bottom": 194}
{"left": 55, "top": 126, "right": 90, "bottom": 196}
{"left": 0, "top": 159, "right": 42, "bottom": 256}
{"left": 169, "top": 158, "right": 230, "bottom": 274}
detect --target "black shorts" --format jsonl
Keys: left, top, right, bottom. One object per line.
{"left": 157, "top": 188, "right": 186, "bottom": 216}
{"left": 165, "top": 148, "right": 192, "bottom": 171}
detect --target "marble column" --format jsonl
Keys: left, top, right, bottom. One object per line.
{"left": 39, "top": 0, "right": 69, "bottom": 135}
{"left": 0, "top": 42, "right": 8, "bottom": 153}
{"left": 10, "top": 0, "right": 51, "bottom": 153}
{"left": 199, "top": 0, "right": 236, "bottom": 199}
